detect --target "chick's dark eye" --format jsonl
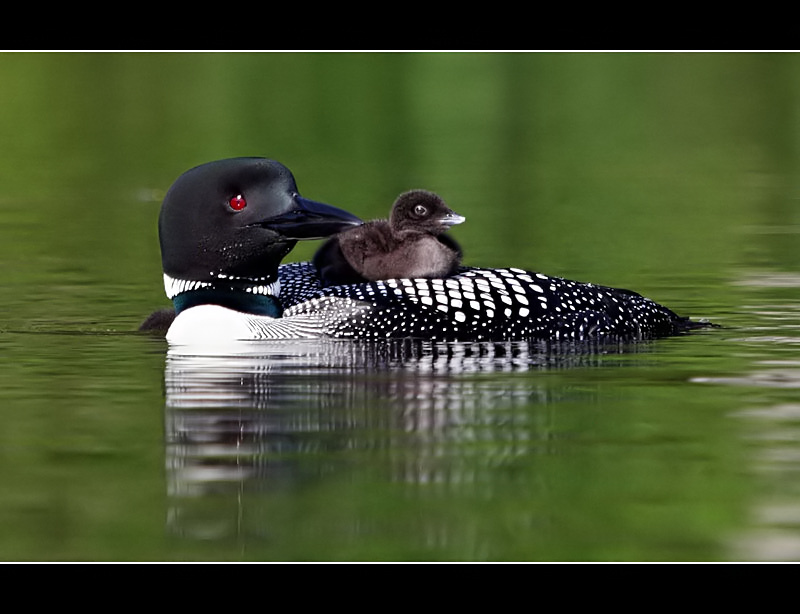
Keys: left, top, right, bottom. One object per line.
{"left": 414, "top": 205, "right": 427, "bottom": 216}
{"left": 229, "top": 194, "right": 247, "bottom": 211}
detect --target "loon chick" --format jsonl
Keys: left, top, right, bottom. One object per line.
{"left": 313, "top": 189, "right": 465, "bottom": 286}
{"left": 143, "top": 157, "right": 713, "bottom": 344}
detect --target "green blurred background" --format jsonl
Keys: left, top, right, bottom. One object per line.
{"left": 1, "top": 52, "right": 799, "bottom": 561}
{"left": 2, "top": 51, "right": 797, "bottom": 330}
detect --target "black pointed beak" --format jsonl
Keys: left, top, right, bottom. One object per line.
{"left": 257, "top": 196, "right": 362, "bottom": 239}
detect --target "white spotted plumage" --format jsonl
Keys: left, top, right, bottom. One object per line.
{"left": 268, "top": 262, "right": 694, "bottom": 343}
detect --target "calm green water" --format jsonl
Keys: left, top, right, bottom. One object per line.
{"left": 1, "top": 51, "right": 800, "bottom": 561}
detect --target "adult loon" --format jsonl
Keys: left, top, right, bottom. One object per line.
{"left": 142, "top": 157, "right": 712, "bottom": 344}
{"left": 313, "top": 189, "right": 465, "bottom": 286}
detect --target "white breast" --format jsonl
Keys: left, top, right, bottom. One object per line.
{"left": 166, "top": 297, "right": 373, "bottom": 345}
{"left": 166, "top": 305, "right": 259, "bottom": 344}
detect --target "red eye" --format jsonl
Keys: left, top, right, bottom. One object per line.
{"left": 229, "top": 194, "right": 247, "bottom": 211}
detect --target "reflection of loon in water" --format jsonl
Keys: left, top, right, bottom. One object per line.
{"left": 163, "top": 338, "right": 658, "bottom": 540}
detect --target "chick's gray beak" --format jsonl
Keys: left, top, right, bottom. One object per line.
{"left": 441, "top": 211, "right": 466, "bottom": 227}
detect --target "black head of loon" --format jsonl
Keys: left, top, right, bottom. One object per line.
{"left": 149, "top": 157, "right": 361, "bottom": 325}
{"left": 313, "top": 189, "right": 465, "bottom": 286}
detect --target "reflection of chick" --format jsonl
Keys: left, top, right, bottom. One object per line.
{"left": 313, "top": 190, "right": 465, "bottom": 286}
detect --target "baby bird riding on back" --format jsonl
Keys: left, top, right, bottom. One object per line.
{"left": 313, "top": 189, "right": 465, "bottom": 287}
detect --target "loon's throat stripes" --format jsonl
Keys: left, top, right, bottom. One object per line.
{"left": 163, "top": 273, "right": 281, "bottom": 300}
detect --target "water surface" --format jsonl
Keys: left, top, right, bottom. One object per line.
{"left": 1, "top": 52, "right": 799, "bottom": 561}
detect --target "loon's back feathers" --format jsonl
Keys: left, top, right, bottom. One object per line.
{"left": 278, "top": 262, "right": 708, "bottom": 342}
{"left": 144, "top": 260, "right": 711, "bottom": 342}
